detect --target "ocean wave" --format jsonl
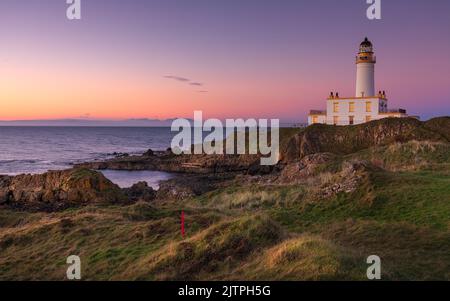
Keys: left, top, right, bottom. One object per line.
{"left": 0, "top": 159, "right": 39, "bottom": 164}
{"left": 0, "top": 127, "right": 172, "bottom": 175}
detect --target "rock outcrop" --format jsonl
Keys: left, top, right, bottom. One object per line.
{"left": 0, "top": 168, "right": 125, "bottom": 211}
{"left": 123, "top": 181, "right": 156, "bottom": 202}
{"left": 156, "top": 174, "right": 233, "bottom": 199}
{"left": 319, "top": 160, "right": 376, "bottom": 198}
{"left": 75, "top": 151, "right": 260, "bottom": 174}
{"left": 278, "top": 153, "right": 336, "bottom": 183}
{"left": 142, "top": 149, "right": 154, "bottom": 157}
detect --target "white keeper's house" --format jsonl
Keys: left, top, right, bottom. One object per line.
{"left": 308, "top": 37, "right": 410, "bottom": 126}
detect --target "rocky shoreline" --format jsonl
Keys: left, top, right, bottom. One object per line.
{"left": 0, "top": 166, "right": 243, "bottom": 212}
{"left": 1, "top": 117, "right": 449, "bottom": 212}
{"left": 74, "top": 148, "right": 265, "bottom": 174}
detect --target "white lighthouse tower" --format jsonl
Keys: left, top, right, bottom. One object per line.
{"left": 355, "top": 37, "right": 376, "bottom": 97}
{"left": 308, "top": 37, "right": 411, "bottom": 126}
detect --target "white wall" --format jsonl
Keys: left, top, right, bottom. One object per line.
{"left": 355, "top": 63, "right": 375, "bottom": 97}
{"left": 308, "top": 114, "right": 326, "bottom": 124}
{"left": 307, "top": 98, "right": 405, "bottom": 126}
{"left": 325, "top": 98, "right": 382, "bottom": 125}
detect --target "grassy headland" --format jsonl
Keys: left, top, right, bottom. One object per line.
{"left": 0, "top": 117, "right": 449, "bottom": 280}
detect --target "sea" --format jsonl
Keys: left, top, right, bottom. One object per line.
{"left": 0, "top": 127, "right": 176, "bottom": 188}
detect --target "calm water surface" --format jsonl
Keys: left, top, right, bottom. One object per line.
{"left": 0, "top": 127, "right": 175, "bottom": 188}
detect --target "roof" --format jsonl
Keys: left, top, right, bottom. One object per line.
{"left": 309, "top": 110, "right": 326, "bottom": 115}
{"left": 360, "top": 37, "right": 372, "bottom": 47}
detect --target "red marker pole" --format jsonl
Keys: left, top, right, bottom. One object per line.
{"left": 181, "top": 211, "right": 185, "bottom": 237}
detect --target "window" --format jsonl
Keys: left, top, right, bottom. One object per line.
{"left": 366, "top": 116, "right": 372, "bottom": 122}
{"left": 333, "top": 102, "right": 339, "bottom": 113}
{"left": 349, "top": 102, "right": 355, "bottom": 113}
{"left": 312, "top": 116, "right": 318, "bottom": 124}
{"left": 349, "top": 116, "right": 354, "bottom": 125}
{"left": 366, "top": 101, "right": 372, "bottom": 112}
{"left": 333, "top": 116, "right": 339, "bottom": 125}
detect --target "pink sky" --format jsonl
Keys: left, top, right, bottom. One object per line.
{"left": 1, "top": 0, "right": 449, "bottom": 123}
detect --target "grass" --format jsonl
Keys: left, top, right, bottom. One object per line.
{"left": 269, "top": 170, "right": 450, "bottom": 230}
{"left": 232, "top": 235, "right": 365, "bottom": 280}
{"left": 194, "top": 185, "right": 307, "bottom": 210}
{"left": 347, "top": 140, "right": 450, "bottom": 171}
{"left": 120, "top": 214, "right": 284, "bottom": 280}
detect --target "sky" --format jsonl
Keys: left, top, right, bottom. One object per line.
{"left": 0, "top": 0, "right": 449, "bottom": 123}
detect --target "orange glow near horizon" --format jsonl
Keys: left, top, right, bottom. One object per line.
{"left": 0, "top": 54, "right": 330, "bottom": 122}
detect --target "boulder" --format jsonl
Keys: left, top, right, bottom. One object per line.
{"left": 123, "top": 181, "right": 156, "bottom": 202}
{"left": 143, "top": 149, "right": 154, "bottom": 156}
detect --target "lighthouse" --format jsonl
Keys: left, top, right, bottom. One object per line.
{"left": 308, "top": 37, "right": 411, "bottom": 126}
{"left": 355, "top": 37, "right": 376, "bottom": 97}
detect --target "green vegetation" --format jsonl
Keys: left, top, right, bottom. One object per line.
{"left": 1, "top": 161, "right": 448, "bottom": 280}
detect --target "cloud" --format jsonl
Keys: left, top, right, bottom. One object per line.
{"left": 164, "top": 75, "right": 208, "bottom": 92}
{"left": 164, "top": 75, "right": 190, "bottom": 82}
